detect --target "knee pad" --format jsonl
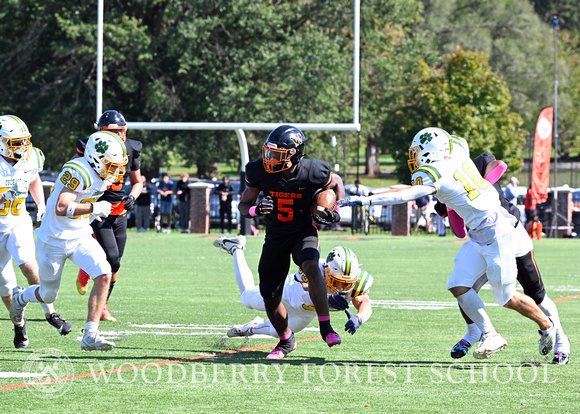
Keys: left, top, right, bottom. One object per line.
{"left": 40, "top": 288, "right": 58, "bottom": 304}
{"left": 109, "top": 257, "right": 121, "bottom": 274}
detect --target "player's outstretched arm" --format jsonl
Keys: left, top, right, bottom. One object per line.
{"left": 337, "top": 185, "right": 435, "bottom": 207}
{"left": 345, "top": 295, "right": 372, "bottom": 335}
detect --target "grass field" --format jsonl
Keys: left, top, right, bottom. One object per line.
{"left": 1, "top": 231, "right": 579, "bottom": 413}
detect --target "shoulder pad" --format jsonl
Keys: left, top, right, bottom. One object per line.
{"left": 61, "top": 160, "right": 93, "bottom": 190}
{"left": 351, "top": 271, "right": 373, "bottom": 297}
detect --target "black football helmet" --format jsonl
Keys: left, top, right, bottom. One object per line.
{"left": 96, "top": 110, "right": 127, "bottom": 140}
{"left": 262, "top": 125, "right": 306, "bottom": 173}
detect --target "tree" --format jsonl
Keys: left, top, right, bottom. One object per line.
{"left": 382, "top": 49, "right": 527, "bottom": 182}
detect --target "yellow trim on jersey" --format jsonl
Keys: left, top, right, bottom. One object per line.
{"left": 351, "top": 271, "right": 371, "bottom": 297}
{"left": 63, "top": 161, "right": 92, "bottom": 190}
{"left": 417, "top": 165, "right": 441, "bottom": 183}
{"left": 32, "top": 147, "right": 44, "bottom": 169}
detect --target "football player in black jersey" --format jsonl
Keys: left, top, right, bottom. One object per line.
{"left": 75, "top": 110, "right": 143, "bottom": 322}
{"left": 239, "top": 125, "right": 345, "bottom": 359}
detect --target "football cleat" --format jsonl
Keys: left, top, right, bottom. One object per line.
{"left": 9, "top": 286, "right": 27, "bottom": 326}
{"left": 473, "top": 333, "right": 507, "bottom": 359}
{"left": 76, "top": 269, "right": 90, "bottom": 295}
{"left": 266, "top": 333, "right": 297, "bottom": 360}
{"left": 13, "top": 317, "right": 29, "bottom": 349}
{"left": 81, "top": 329, "right": 116, "bottom": 351}
{"left": 450, "top": 339, "right": 472, "bottom": 359}
{"left": 538, "top": 326, "right": 557, "bottom": 356}
{"left": 100, "top": 304, "right": 117, "bottom": 322}
{"left": 324, "top": 332, "right": 341, "bottom": 347}
{"left": 213, "top": 235, "right": 246, "bottom": 255}
{"left": 46, "top": 313, "right": 72, "bottom": 336}
{"left": 227, "top": 316, "right": 263, "bottom": 337}
{"left": 552, "top": 351, "right": 570, "bottom": 365}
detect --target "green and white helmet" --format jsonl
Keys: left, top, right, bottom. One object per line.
{"left": 84, "top": 131, "right": 128, "bottom": 184}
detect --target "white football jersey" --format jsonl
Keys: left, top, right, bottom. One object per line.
{"left": 411, "top": 157, "right": 516, "bottom": 244}
{"left": 290, "top": 260, "right": 374, "bottom": 313}
{"left": 0, "top": 147, "right": 44, "bottom": 230}
{"left": 450, "top": 135, "right": 470, "bottom": 160}
{"left": 36, "top": 158, "right": 108, "bottom": 243}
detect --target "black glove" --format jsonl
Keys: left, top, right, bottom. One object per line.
{"left": 328, "top": 292, "right": 349, "bottom": 310}
{"left": 434, "top": 201, "right": 448, "bottom": 218}
{"left": 123, "top": 195, "right": 136, "bottom": 210}
{"left": 257, "top": 196, "right": 274, "bottom": 215}
{"left": 314, "top": 206, "right": 341, "bottom": 225}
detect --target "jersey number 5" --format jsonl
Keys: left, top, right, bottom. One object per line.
{"left": 277, "top": 198, "right": 294, "bottom": 221}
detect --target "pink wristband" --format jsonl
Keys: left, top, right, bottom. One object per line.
{"left": 249, "top": 206, "right": 258, "bottom": 217}
{"left": 484, "top": 160, "right": 507, "bottom": 185}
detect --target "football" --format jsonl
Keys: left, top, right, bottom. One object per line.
{"left": 311, "top": 189, "right": 337, "bottom": 223}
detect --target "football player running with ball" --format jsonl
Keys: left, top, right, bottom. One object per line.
{"left": 238, "top": 125, "right": 344, "bottom": 359}
{"left": 10, "top": 131, "right": 128, "bottom": 351}
{"left": 213, "top": 236, "right": 373, "bottom": 340}
{"left": 75, "top": 110, "right": 143, "bottom": 322}
{"left": 0, "top": 115, "right": 70, "bottom": 349}
{"left": 338, "top": 127, "right": 557, "bottom": 359}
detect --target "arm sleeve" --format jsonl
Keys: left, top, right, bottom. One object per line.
{"left": 366, "top": 185, "right": 435, "bottom": 206}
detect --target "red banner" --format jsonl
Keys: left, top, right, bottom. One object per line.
{"left": 531, "top": 107, "right": 553, "bottom": 204}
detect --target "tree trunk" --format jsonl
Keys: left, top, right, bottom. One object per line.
{"left": 365, "top": 137, "right": 381, "bottom": 177}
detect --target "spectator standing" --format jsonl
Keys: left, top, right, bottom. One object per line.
{"left": 412, "top": 195, "right": 431, "bottom": 233}
{"left": 214, "top": 176, "right": 235, "bottom": 235}
{"left": 524, "top": 186, "right": 537, "bottom": 225}
{"left": 157, "top": 174, "right": 174, "bottom": 233}
{"left": 504, "top": 176, "right": 519, "bottom": 205}
{"left": 176, "top": 173, "right": 190, "bottom": 233}
{"left": 135, "top": 175, "right": 152, "bottom": 233}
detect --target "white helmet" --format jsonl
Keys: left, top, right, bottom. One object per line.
{"left": 408, "top": 127, "right": 453, "bottom": 173}
{"left": 84, "top": 131, "right": 128, "bottom": 184}
{"left": 0, "top": 115, "right": 32, "bottom": 161}
{"left": 323, "top": 246, "right": 360, "bottom": 293}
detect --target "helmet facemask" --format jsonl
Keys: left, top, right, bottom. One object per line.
{"left": 407, "top": 128, "right": 452, "bottom": 173}
{"left": 262, "top": 143, "right": 299, "bottom": 173}
{"left": 1, "top": 135, "right": 32, "bottom": 161}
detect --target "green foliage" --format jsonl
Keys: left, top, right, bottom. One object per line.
{"left": 383, "top": 49, "right": 527, "bottom": 182}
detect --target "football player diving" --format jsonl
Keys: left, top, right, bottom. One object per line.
{"left": 214, "top": 235, "right": 373, "bottom": 340}
{"left": 11, "top": 131, "right": 128, "bottom": 351}
{"left": 338, "top": 127, "right": 557, "bottom": 360}
{"left": 75, "top": 110, "right": 143, "bottom": 322}
{"left": 0, "top": 115, "right": 70, "bottom": 348}
{"left": 238, "top": 125, "right": 344, "bottom": 359}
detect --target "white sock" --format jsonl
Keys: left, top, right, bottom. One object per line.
{"left": 86, "top": 321, "right": 99, "bottom": 332}
{"left": 233, "top": 250, "right": 256, "bottom": 294}
{"left": 456, "top": 289, "right": 495, "bottom": 334}
{"left": 463, "top": 323, "right": 482, "bottom": 344}
{"left": 250, "top": 321, "right": 279, "bottom": 338}
{"left": 20, "top": 286, "right": 40, "bottom": 304}
{"left": 40, "top": 302, "right": 55, "bottom": 315}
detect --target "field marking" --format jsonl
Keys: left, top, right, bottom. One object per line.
{"left": 0, "top": 336, "right": 322, "bottom": 392}
{"left": 553, "top": 294, "right": 580, "bottom": 302}
{"left": 0, "top": 372, "right": 47, "bottom": 378}
{"left": 370, "top": 299, "right": 498, "bottom": 310}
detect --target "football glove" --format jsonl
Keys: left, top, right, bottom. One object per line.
{"left": 336, "top": 196, "right": 363, "bottom": 207}
{"left": 328, "top": 292, "right": 349, "bottom": 310}
{"left": 92, "top": 201, "right": 112, "bottom": 218}
{"left": 123, "top": 194, "right": 136, "bottom": 210}
{"left": 434, "top": 201, "right": 448, "bottom": 218}
{"left": 314, "top": 205, "right": 341, "bottom": 226}
{"left": 2, "top": 182, "right": 27, "bottom": 201}
{"left": 257, "top": 196, "right": 274, "bottom": 215}
{"left": 345, "top": 310, "right": 362, "bottom": 335}
{"left": 36, "top": 203, "right": 46, "bottom": 222}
